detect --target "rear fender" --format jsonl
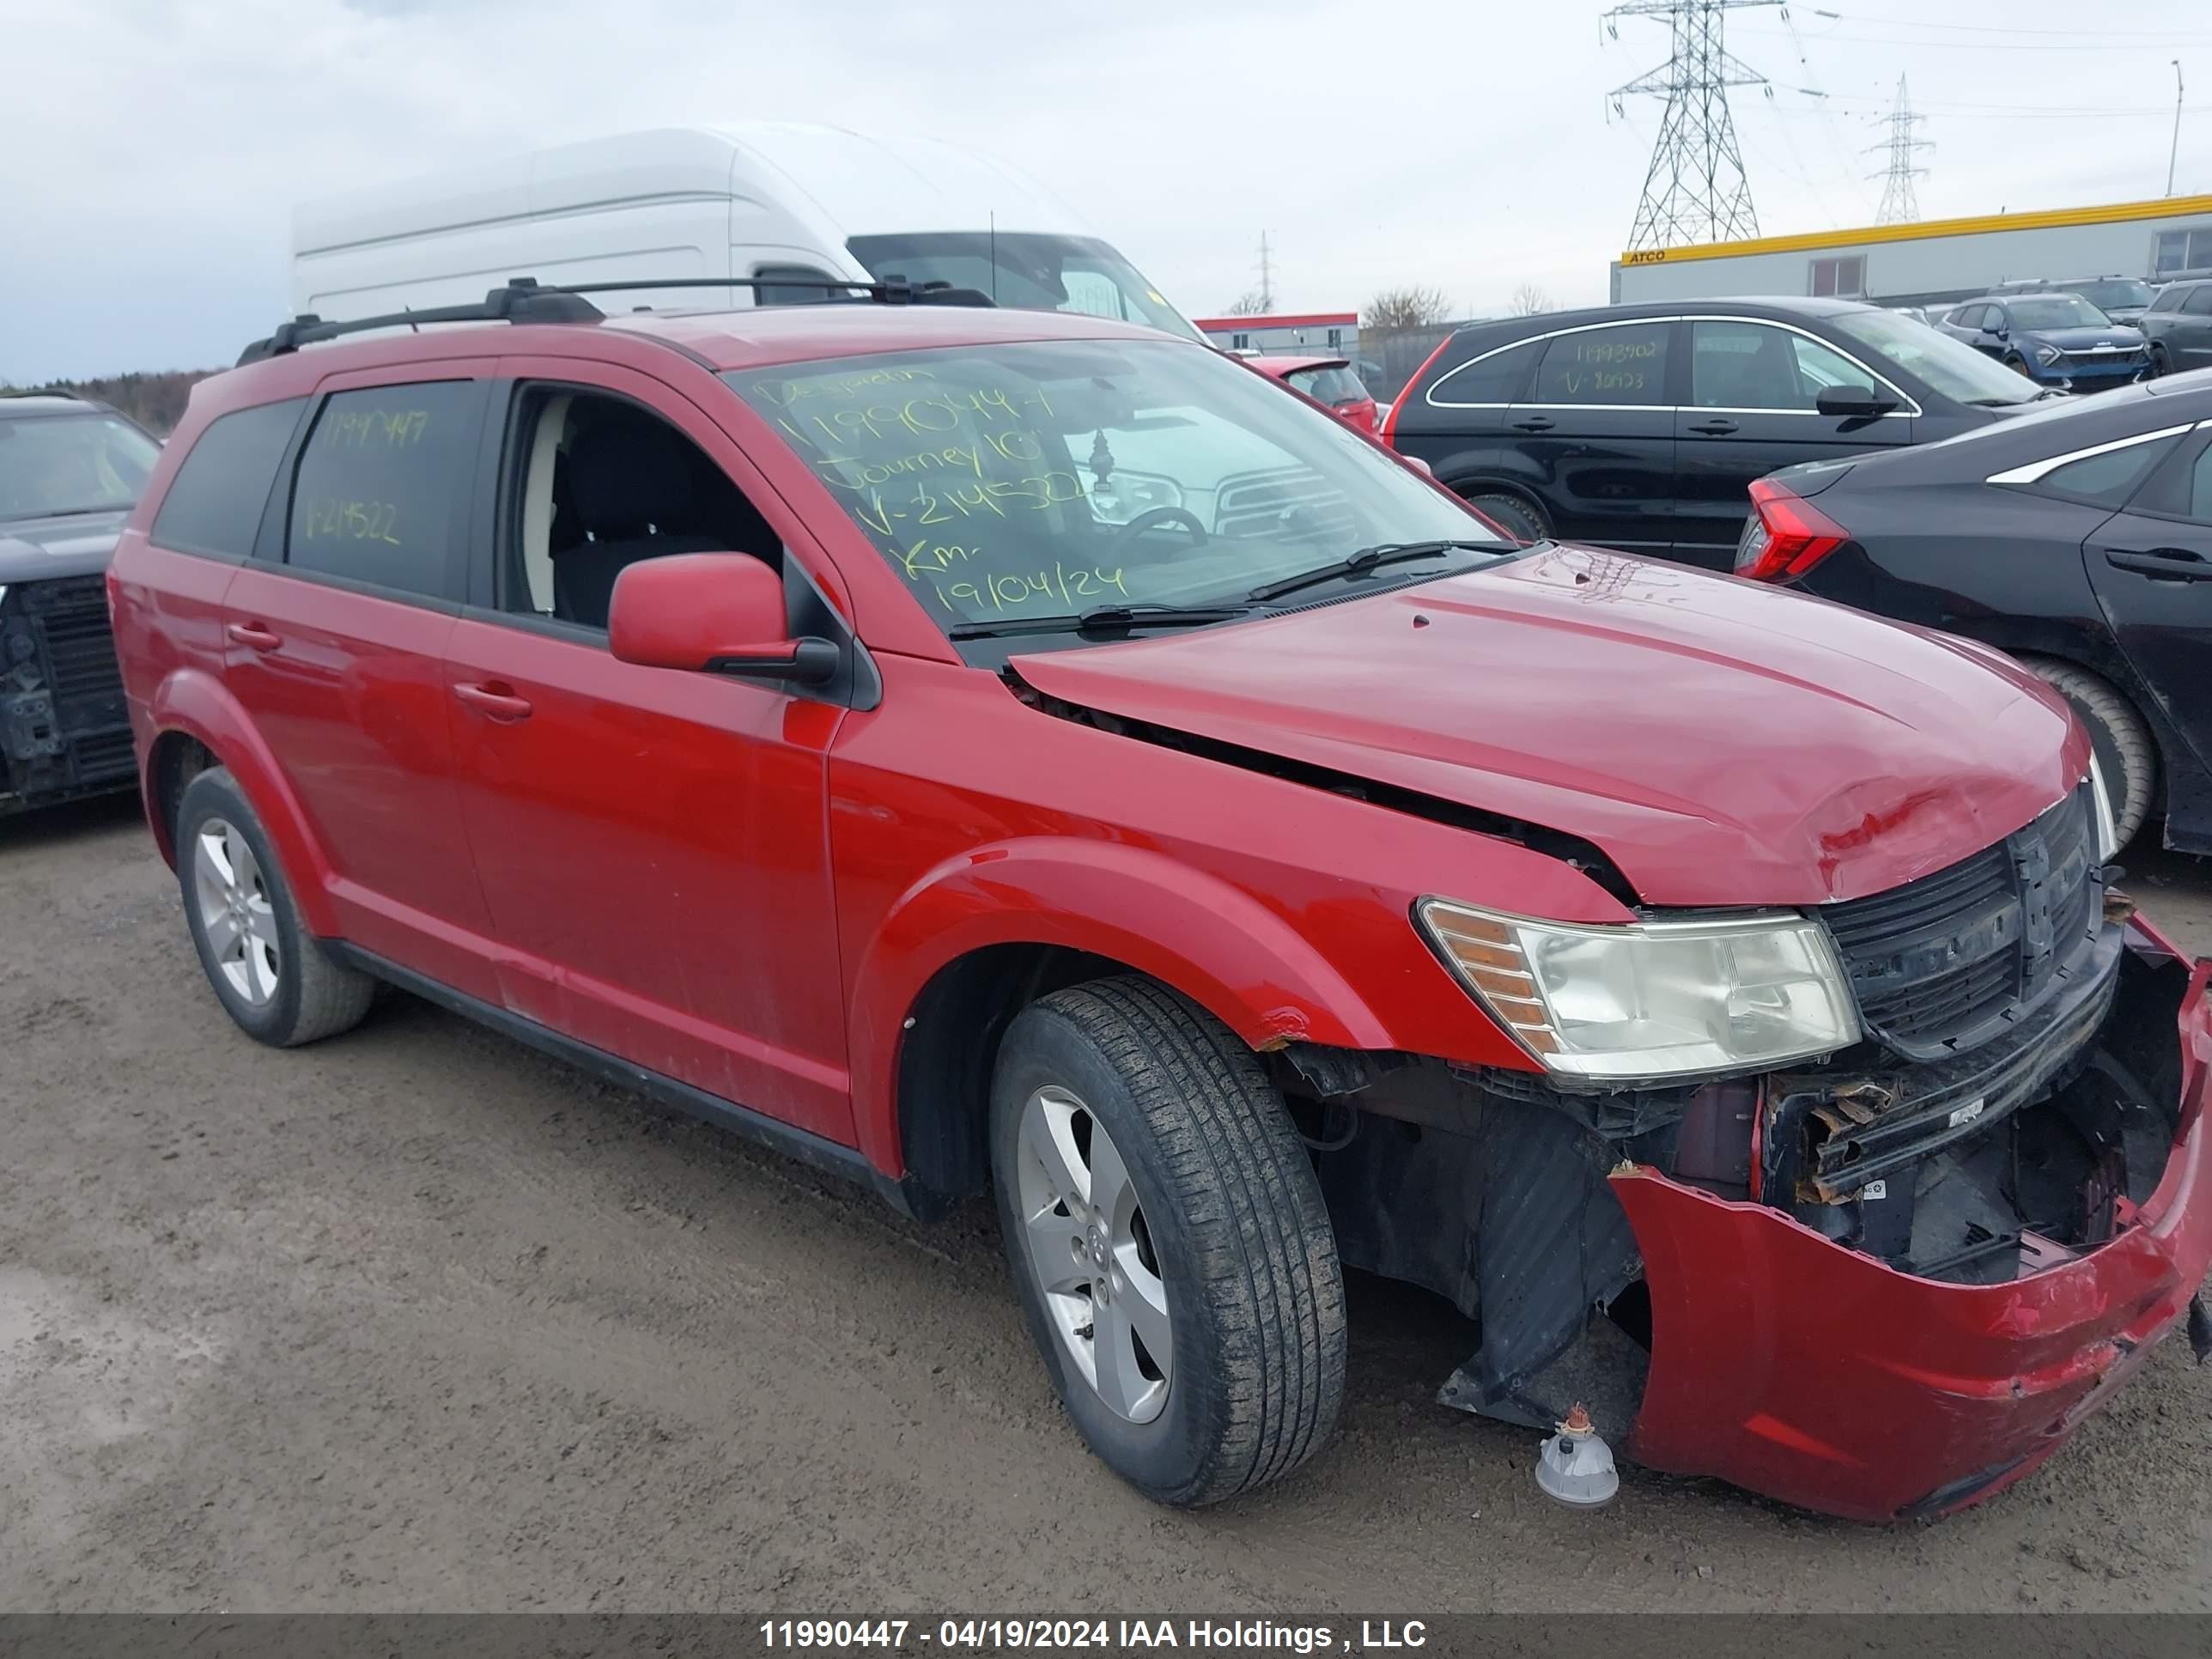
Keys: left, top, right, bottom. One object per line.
{"left": 144, "top": 666, "right": 339, "bottom": 937}
{"left": 847, "top": 837, "right": 1397, "bottom": 1174}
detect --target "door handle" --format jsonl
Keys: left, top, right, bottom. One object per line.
{"left": 1686, "top": 419, "right": 1739, "bottom": 436}
{"left": 226, "top": 622, "right": 282, "bottom": 651}
{"left": 452, "top": 681, "right": 535, "bottom": 721}
{"left": 2104, "top": 548, "right": 2212, "bottom": 582}
{"left": 1510, "top": 416, "right": 1555, "bottom": 432}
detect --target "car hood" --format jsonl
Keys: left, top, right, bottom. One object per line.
{"left": 2027, "top": 325, "right": 2147, "bottom": 349}
{"left": 1011, "top": 546, "right": 2086, "bottom": 908}
{"left": 0, "top": 509, "right": 130, "bottom": 585}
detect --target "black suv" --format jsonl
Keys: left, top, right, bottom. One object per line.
{"left": 2142, "top": 279, "right": 2212, "bottom": 378}
{"left": 0, "top": 392, "right": 162, "bottom": 813}
{"left": 1383, "top": 298, "right": 2052, "bottom": 569}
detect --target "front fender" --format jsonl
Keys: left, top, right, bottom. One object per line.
{"left": 144, "top": 666, "right": 340, "bottom": 938}
{"left": 846, "top": 837, "right": 1398, "bottom": 1173}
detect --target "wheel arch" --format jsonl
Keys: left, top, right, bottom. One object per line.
{"left": 141, "top": 667, "right": 340, "bottom": 935}
{"left": 850, "top": 839, "right": 1400, "bottom": 1200}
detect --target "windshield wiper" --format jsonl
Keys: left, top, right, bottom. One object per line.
{"left": 945, "top": 603, "right": 1250, "bottom": 641}
{"left": 1246, "top": 539, "right": 1500, "bottom": 604}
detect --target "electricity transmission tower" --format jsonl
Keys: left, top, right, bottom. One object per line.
{"left": 1255, "top": 232, "right": 1276, "bottom": 313}
{"left": 1605, "top": 0, "right": 1782, "bottom": 251}
{"left": 1869, "top": 75, "right": 1932, "bottom": 225}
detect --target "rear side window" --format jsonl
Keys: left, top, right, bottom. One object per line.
{"left": 285, "top": 381, "right": 486, "bottom": 598}
{"left": 1424, "top": 337, "right": 1540, "bottom": 407}
{"left": 1529, "top": 323, "right": 1669, "bottom": 406}
{"left": 149, "top": 398, "right": 305, "bottom": 558}
{"left": 2036, "top": 435, "right": 2182, "bottom": 507}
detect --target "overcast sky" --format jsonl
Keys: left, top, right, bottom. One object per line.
{"left": 3, "top": 0, "right": 2208, "bottom": 382}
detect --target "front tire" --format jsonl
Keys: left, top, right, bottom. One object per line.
{"left": 2019, "top": 659, "right": 2158, "bottom": 851}
{"left": 177, "top": 767, "right": 375, "bottom": 1047}
{"left": 989, "top": 977, "right": 1346, "bottom": 1507}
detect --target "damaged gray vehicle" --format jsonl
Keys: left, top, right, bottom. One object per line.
{"left": 0, "top": 392, "right": 159, "bottom": 814}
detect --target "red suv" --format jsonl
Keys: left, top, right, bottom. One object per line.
{"left": 110, "top": 282, "right": 2212, "bottom": 1522}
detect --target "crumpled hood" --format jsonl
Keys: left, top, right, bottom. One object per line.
{"left": 0, "top": 510, "right": 130, "bottom": 585}
{"left": 1012, "top": 546, "right": 2087, "bottom": 908}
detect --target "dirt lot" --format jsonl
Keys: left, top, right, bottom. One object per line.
{"left": 3, "top": 796, "right": 2209, "bottom": 1614}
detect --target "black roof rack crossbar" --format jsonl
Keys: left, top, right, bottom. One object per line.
{"left": 538, "top": 276, "right": 997, "bottom": 308}
{"left": 237, "top": 274, "right": 995, "bottom": 365}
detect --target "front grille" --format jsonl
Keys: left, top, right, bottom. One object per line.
{"left": 1820, "top": 787, "right": 2102, "bottom": 1060}
{"left": 1214, "top": 467, "right": 1358, "bottom": 542}
{"left": 23, "top": 576, "right": 125, "bottom": 710}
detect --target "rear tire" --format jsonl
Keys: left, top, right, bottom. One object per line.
{"left": 2020, "top": 659, "right": 2157, "bottom": 851}
{"left": 1465, "top": 491, "right": 1551, "bottom": 545}
{"left": 177, "top": 767, "right": 375, "bottom": 1048}
{"left": 989, "top": 976, "right": 1346, "bottom": 1507}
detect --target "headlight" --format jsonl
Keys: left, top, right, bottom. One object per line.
{"left": 2087, "top": 760, "right": 2120, "bottom": 863}
{"left": 2034, "top": 343, "right": 2063, "bottom": 366}
{"left": 1418, "top": 899, "right": 1860, "bottom": 1080}
{"left": 1079, "top": 467, "right": 1182, "bottom": 526}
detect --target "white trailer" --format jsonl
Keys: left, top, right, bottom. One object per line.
{"left": 1612, "top": 192, "right": 2212, "bottom": 309}
{"left": 291, "top": 124, "right": 1200, "bottom": 338}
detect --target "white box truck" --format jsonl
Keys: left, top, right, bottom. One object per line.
{"left": 290, "top": 123, "right": 1200, "bottom": 338}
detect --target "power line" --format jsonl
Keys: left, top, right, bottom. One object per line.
{"left": 1868, "top": 74, "right": 1931, "bottom": 224}
{"left": 1605, "top": 0, "right": 1784, "bottom": 250}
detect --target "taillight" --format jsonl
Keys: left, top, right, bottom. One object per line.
{"left": 1735, "top": 477, "right": 1850, "bottom": 582}
{"left": 1379, "top": 335, "right": 1453, "bottom": 451}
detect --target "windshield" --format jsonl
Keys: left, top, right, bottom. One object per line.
{"left": 2009, "top": 295, "right": 2112, "bottom": 331}
{"left": 728, "top": 338, "right": 1505, "bottom": 635}
{"left": 2068, "top": 281, "right": 2154, "bottom": 311}
{"left": 1827, "top": 308, "right": 2044, "bottom": 407}
{"left": 846, "top": 232, "right": 1204, "bottom": 343}
{"left": 0, "top": 412, "right": 161, "bottom": 521}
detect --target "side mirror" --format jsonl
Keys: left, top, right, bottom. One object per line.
{"left": 1814, "top": 385, "right": 1899, "bottom": 420}
{"left": 609, "top": 553, "right": 839, "bottom": 685}
{"left": 1401, "top": 454, "right": 1435, "bottom": 477}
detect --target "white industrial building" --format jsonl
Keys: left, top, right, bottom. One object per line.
{"left": 1612, "top": 192, "right": 2212, "bottom": 308}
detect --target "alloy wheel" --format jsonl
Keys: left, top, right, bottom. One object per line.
{"left": 1013, "top": 1084, "right": 1174, "bottom": 1424}
{"left": 192, "top": 817, "right": 280, "bottom": 1006}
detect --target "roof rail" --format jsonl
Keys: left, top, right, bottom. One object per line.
{"left": 237, "top": 274, "right": 995, "bottom": 366}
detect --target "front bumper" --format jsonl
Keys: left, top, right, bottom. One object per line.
{"left": 1611, "top": 926, "right": 2212, "bottom": 1521}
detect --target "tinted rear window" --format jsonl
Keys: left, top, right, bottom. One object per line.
{"left": 1422, "top": 337, "right": 1541, "bottom": 407}
{"left": 1286, "top": 365, "right": 1367, "bottom": 404}
{"left": 150, "top": 398, "right": 305, "bottom": 558}
{"left": 285, "top": 380, "right": 486, "bottom": 599}
{"left": 2037, "top": 435, "right": 2181, "bottom": 506}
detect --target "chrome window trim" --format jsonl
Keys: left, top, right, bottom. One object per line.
{"left": 1984, "top": 420, "right": 2207, "bottom": 486}
{"left": 1425, "top": 313, "right": 1922, "bottom": 418}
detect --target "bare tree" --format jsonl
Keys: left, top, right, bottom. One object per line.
{"left": 1222, "top": 291, "right": 1271, "bottom": 317}
{"left": 1507, "top": 283, "right": 1554, "bottom": 317}
{"left": 1364, "top": 286, "right": 1451, "bottom": 328}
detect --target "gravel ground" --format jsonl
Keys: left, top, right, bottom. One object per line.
{"left": 3, "top": 796, "right": 2209, "bottom": 1614}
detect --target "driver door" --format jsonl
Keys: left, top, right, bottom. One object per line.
{"left": 1670, "top": 320, "right": 1912, "bottom": 568}
{"left": 443, "top": 357, "right": 856, "bottom": 1143}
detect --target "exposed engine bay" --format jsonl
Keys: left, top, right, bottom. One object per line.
{"left": 1271, "top": 791, "right": 2198, "bottom": 1440}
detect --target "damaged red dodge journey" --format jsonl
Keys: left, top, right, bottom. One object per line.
{"left": 109, "top": 285, "right": 2212, "bottom": 1521}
